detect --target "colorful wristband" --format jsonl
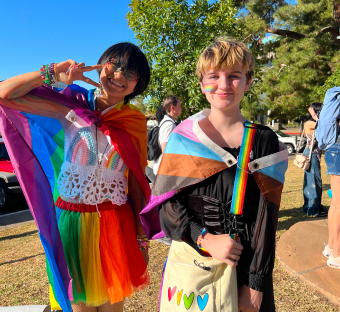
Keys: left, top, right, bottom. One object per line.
{"left": 40, "top": 63, "right": 57, "bottom": 86}
{"left": 196, "top": 227, "right": 209, "bottom": 250}
{"left": 138, "top": 239, "right": 150, "bottom": 251}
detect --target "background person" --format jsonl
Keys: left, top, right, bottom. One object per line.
{"left": 152, "top": 95, "right": 182, "bottom": 175}
{"left": 0, "top": 42, "right": 151, "bottom": 312}
{"left": 314, "top": 87, "right": 340, "bottom": 269}
{"left": 302, "top": 102, "right": 327, "bottom": 217}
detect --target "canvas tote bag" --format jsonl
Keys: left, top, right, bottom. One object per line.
{"left": 294, "top": 130, "right": 314, "bottom": 170}
{"left": 160, "top": 240, "right": 237, "bottom": 312}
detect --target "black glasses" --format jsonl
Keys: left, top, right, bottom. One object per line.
{"left": 106, "top": 62, "right": 138, "bottom": 81}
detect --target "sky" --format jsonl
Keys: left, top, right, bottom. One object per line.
{"left": 0, "top": 0, "right": 136, "bottom": 89}
{"left": 0, "top": 0, "right": 298, "bottom": 90}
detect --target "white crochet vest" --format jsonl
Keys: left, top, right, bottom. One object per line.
{"left": 57, "top": 110, "right": 128, "bottom": 206}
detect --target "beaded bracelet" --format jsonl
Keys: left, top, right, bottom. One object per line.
{"left": 137, "top": 238, "right": 150, "bottom": 251}
{"left": 54, "top": 63, "right": 59, "bottom": 82}
{"left": 49, "top": 63, "right": 57, "bottom": 85}
{"left": 139, "top": 241, "right": 150, "bottom": 250}
{"left": 40, "top": 63, "right": 57, "bottom": 86}
{"left": 137, "top": 238, "right": 148, "bottom": 244}
{"left": 40, "top": 64, "right": 50, "bottom": 85}
{"left": 197, "top": 227, "right": 209, "bottom": 250}
{"left": 136, "top": 234, "right": 147, "bottom": 239}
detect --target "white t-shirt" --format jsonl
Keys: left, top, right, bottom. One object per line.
{"left": 153, "top": 115, "right": 176, "bottom": 174}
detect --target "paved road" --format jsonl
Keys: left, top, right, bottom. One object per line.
{"left": 0, "top": 194, "right": 28, "bottom": 216}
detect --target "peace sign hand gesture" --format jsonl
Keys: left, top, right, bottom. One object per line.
{"left": 56, "top": 60, "right": 104, "bottom": 88}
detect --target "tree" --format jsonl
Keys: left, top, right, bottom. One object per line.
{"left": 261, "top": 0, "right": 337, "bottom": 120}
{"left": 233, "top": 0, "right": 289, "bottom": 121}
{"left": 130, "top": 95, "right": 148, "bottom": 115}
{"left": 318, "top": 65, "right": 340, "bottom": 99}
{"left": 127, "top": 0, "right": 239, "bottom": 117}
{"left": 238, "top": 0, "right": 340, "bottom": 121}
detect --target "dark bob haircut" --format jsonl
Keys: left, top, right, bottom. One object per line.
{"left": 97, "top": 42, "right": 150, "bottom": 104}
{"left": 307, "top": 102, "right": 323, "bottom": 120}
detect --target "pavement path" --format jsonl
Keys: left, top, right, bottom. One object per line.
{"left": 277, "top": 219, "right": 340, "bottom": 306}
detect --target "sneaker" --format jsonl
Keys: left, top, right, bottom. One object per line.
{"left": 318, "top": 206, "right": 328, "bottom": 218}
{"left": 327, "top": 254, "right": 340, "bottom": 269}
{"left": 323, "top": 244, "right": 333, "bottom": 258}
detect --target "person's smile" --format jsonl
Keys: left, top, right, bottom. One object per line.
{"left": 107, "top": 75, "right": 125, "bottom": 89}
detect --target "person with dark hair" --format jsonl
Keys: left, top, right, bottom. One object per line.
{"left": 302, "top": 102, "right": 327, "bottom": 217}
{"left": 155, "top": 104, "right": 167, "bottom": 124}
{"left": 152, "top": 95, "right": 182, "bottom": 175}
{"left": 0, "top": 42, "right": 151, "bottom": 312}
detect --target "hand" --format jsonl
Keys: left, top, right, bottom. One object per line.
{"left": 308, "top": 107, "right": 318, "bottom": 120}
{"left": 238, "top": 285, "right": 263, "bottom": 312}
{"left": 140, "top": 249, "right": 149, "bottom": 266}
{"left": 200, "top": 233, "right": 243, "bottom": 266}
{"left": 56, "top": 60, "right": 104, "bottom": 88}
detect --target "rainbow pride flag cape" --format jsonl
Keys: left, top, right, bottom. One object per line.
{"left": 140, "top": 110, "right": 288, "bottom": 239}
{"left": 0, "top": 84, "right": 150, "bottom": 312}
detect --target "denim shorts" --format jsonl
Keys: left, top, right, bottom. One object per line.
{"left": 325, "top": 143, "right": 340, "bottom": 175}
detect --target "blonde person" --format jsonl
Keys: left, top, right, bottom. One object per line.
{"left": 141, "top": 38, "right": 288, "bottom": 312}
{"left": 0, "top": 43, "right": 151, "bottom": 312}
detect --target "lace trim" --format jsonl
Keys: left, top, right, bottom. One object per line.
{"left": 57, "top": 161, "right": 128, "bottom": 206}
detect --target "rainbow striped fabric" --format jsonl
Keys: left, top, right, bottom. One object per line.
{"left": 140, "top": 110, "right": 288, "bottom": 240}
{"left": 0, "top": 84, "right": 150, "bottom": 312}
{"left": 230, "top": 122, "right": 257, "bottom": 216}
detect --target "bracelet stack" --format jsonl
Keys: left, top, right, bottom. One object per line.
{"left": 40, "top": 63, "right": 58, "bottom": 86}
{"left": 137, "top": 234, "right": 150, "bottom": 251}
{"left": 197, "top": 227, "right": 209, "bottom": 251}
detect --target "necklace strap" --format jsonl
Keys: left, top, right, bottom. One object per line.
{"left": 229, "top": 122, "right": 257, "bottom": 240}
{"left": 230, "top": 122, "right": 257, "bottom": 216}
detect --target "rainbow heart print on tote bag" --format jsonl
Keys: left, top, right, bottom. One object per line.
{"left": 160, "top": 240, "right": 238, "bottom": 312}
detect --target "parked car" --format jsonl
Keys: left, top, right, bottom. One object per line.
{"left": 0, "top": 138, "right": 23, "bottom": 210}
{"left": 147, "top": 119, "right": 158, "bottom": 130}
{"left": 274, "top": 130, "right": 300, "bottom": 155}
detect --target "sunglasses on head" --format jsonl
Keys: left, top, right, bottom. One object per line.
{"left": 105, "top": 62, "right": 138, "bottom": 81}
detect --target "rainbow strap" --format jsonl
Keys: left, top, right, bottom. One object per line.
{"left": 229, "top": 122, "right": 257, "bottom": 239}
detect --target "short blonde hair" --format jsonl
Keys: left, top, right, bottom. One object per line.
{"left": 196, "top": 38, "right": 255, "bottom": 82}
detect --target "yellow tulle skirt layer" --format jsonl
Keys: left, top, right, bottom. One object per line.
{"left": 54, "top": 198, "right": 149, "bottom": 307}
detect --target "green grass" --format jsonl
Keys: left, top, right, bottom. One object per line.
{"left": 0, "top": 157, "right": 339, "bottom": 311}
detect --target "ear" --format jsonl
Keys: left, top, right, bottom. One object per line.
{"left": 200, "top": 81, "right": 206, "bottom": 94}
{"left": 245, "top": 77, "right": 252, "bottom": 92}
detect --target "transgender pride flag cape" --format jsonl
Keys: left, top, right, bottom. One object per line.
{"left": 140, "top": 109, "right": 289, "bottom": 239}
{"left": 0, "top": 84, "right": 150, "bottom": 312}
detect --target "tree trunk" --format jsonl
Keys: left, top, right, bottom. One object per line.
{"left": 334, "top": 0, "right": 340, "bottom": 44}
{"left": 266, "top": 28, "right": 306, "bottom": 40}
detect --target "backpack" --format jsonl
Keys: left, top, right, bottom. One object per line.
{"left": 147, "top": 119, "right": 174, "bottom": 161}
{"left": 316, "top": 87, "right": 340, "bottom": 150}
